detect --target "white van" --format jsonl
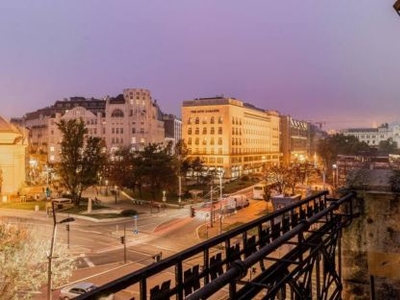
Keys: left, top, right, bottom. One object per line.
{"left": 221, "top": 194, "right": 249, "bottom": 210}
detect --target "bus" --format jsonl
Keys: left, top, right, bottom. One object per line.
{"left": 253, "top": 183, "right": 266, "bottom": 200}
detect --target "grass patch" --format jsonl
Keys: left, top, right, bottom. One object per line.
{"left": 82, "top": 213, "right": 123, "bottom": 219}
{"left": 223, "top": 222, "right": 245, "bottom": 232}
{"left": 0, "top": 200, "right": 136, "bottom": 219}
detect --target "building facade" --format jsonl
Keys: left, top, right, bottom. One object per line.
{"left": 181, "top": 97, "right": 281, "bottom": 179}
{"left": 23, "top": 88, "right": 166, "bottom": 163}
{"left": 0, "top": 116, "right": 27, "bottom": 195}
{"left": 341, "top": 124, "right": 391, "bottom": 149}
{"left": 280, "top": 115, "right": 311, "bottom": 165}
{"left": 163, "top": 114, "right": 182, "bottom": 152}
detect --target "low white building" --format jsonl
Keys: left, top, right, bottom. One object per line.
{"left": 0, "top": 116, "right": 27, "bottom": 195}
{"left": 341, "top": 124, "right": 392, "bottom": 148}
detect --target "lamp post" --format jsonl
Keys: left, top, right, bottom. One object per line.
{"left": 162, "top": 190, "right": 166, "bottom": 210}
{"left": 47, "top": 201, "right": 75, "bottom": 300}
{"left": 178, "top": 175, "right": 182, "bottom": 207}
{"left": 332, "top": 164, "right": 337, "bottom": 189}
{"left": 217, "top": 169, "right": 224, "bottom": 235}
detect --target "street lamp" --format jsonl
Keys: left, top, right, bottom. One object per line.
{"left": 332, "top": 164, "right": 337, "bottom": 189}
{"left": 162, "top": 190, "right": 166, "bottom": 209}
{"left": 47, "top": 201, "right": 75, "bottom": 300}
{"left": 178, "top": 175, "right": 182, "bottom": 207}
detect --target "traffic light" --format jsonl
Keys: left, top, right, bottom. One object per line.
{"left": 66, "top": 224, "right": 70, "bottom": 231}
{"left": 120, "top": 236, "right": 125, "bottom": 244}
{"left": 190, "top": 207, "right": 196, "bottom": 218}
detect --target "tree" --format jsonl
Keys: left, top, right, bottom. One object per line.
{"left": 108, "top": 147, "right": 136, "bottom": 191}
{"left": 133, "top": 143, "right": 176, "bottom": 200}
{"left": 317, "top": 134, "right": 369, "bottom": 169}
{"left": 267, "top": 165, "right": 290, "bottom": 195}
{"left": 189, "top": 157, "right": 206, "bottom": 184}
{"left": 56, "top": 119, "right": 106, "bottom": 206}
{"left": 379, "top": 138, "right": 398, "bottom": 154}
{"left": 0, "top": 222, "right": 75, "bottom": 299}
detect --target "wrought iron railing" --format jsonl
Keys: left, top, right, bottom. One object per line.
{"left": 77, "top": 190, "right": 357, "bottom": 300}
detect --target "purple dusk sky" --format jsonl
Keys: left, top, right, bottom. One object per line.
{"left": 1, "top": 1, "right": 400, "bottom": 130}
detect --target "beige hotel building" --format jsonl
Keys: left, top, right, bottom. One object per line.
{"left": 182, "top": 97, "right": 281, "bottom": 179}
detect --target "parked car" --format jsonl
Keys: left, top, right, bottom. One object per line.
{"left": 59, "top": 282, "right": 98, "bottom": 299}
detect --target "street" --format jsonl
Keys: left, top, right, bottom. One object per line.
{"left": 0, "top": 191, "right": 270, "bottom": 299}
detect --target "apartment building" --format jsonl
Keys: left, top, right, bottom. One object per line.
{"left": 181, "top": 97, "right": 281, "bottom": 179}
{"left": 106, "top": 89, "right": 165, "bottom": 154}
{"left": 23, "top": 88, "right": 166, "bottom": 163}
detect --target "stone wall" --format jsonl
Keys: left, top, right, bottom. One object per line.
{"left": 342, "top": 169, "right": 400, "bottom": 299}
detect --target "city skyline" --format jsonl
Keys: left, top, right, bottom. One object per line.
{"left": 1, "top": 1, "right": 400, "bottom": 130}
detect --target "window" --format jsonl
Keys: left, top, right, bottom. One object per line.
{"left": 210, "top": 116, "right": 215, "bottom": 124}
{"left": 218, "top": 127, "right": 222, "bottom": 134}
{"left": 195, "top": 117, "right": 200, "bottom": 124}
{"left": 188, "top": 128, "right": 192, "bottom": 135}
{"left": 195, "top": 128, "right": 199, "bottom": 135}
{"left": 210, "top": 127, "right": 215, "bottom": 134}
{"left": 202, "top": 128, "right": 207, "bottom": 134}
